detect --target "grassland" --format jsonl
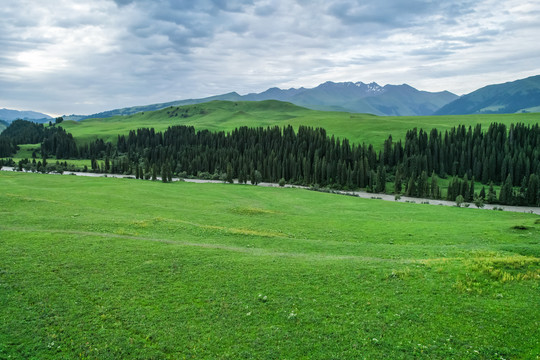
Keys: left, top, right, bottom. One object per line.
{"left": 60, "top": 100, "right": 540, "bottom": 147}
{"left": 1, "top": 171, "right": 539, "bottom": 359}
{"left": 5, "top": 144, "right": 91, "bottom": 168}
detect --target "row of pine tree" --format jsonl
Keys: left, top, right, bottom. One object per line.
{"left": 1, "top": 120, "right": 539, "bottom": 206}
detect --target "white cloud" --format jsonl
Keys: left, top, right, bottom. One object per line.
{"left": 0, "top": 0, "right": 539, "bottom": 115}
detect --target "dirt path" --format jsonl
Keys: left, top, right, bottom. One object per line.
{"left": 2, "top": 166, "right": 540, "bottom": 215}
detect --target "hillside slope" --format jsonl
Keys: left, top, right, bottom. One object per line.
{"left": 436, "top": 75, "right": 540, "bottom": 115}
{"left": 61, "top": 99, "right": 540, "bottom": 148}
{"left": 0, "top": 119, "right": 8, "bottom": 133}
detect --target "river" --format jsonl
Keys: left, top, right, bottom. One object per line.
{"left": 2, "top": 166, "right": 539, "bottom": 215}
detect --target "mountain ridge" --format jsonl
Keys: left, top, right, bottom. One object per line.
{"left": 435, "top": 75, "right": 540, "bottom": 115}
{"left": 0, "top": 108, "right": 52, "bottom": 123}
{"left": 67, "top": 81, "right": 459, "bottom": 120}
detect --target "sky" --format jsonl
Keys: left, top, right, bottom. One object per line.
{"left": 1, "top": 0, "right": 539, "bottom": 116}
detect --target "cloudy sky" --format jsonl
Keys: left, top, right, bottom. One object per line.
{"left": 1, "top": 0, "right": 539, "bottom": 116}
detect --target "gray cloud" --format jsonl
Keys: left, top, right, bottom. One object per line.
{"left": 327, "top": 0, "right": 441, "bottom": 27}
{"left": 0, "top": 0, "right": 539, "bottom": 115}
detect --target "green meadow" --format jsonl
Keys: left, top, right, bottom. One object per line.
{"left": 61, "top": 100, "right": 540, "bottom": 147}
{"left": 1, "top": 171, "right": 539, "bottom": 359}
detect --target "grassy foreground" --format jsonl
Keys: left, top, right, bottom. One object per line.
{"left": 1, "top": 172, "right": 539, "bottom": 359}
{"left": 60, "top": 100, "right": 540, "bottom": 147}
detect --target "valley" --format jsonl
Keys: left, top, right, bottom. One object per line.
{"left": 1, "top": 171, "right": 539, "bottom": 358}
{"left": 2, "top": 166, "right": 540, "bottom": 215}
{"left": 3, "top": 0, "right": 540, "bottom": 357}
{"left": 1, "top": 84, "right": 540, "bottom": 359}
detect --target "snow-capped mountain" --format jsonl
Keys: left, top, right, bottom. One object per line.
{"left": 70, "top": 81, "right": 459, "bottom": 120}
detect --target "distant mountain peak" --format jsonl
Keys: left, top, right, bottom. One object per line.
{"left": 0, "top": 108, "right": 52, "bottom": 123}
{"left": 237, "top": 81, "right": 457, "bottom": 116}
{"left": 70, "top": 79, "right": 462, "bottom": 120}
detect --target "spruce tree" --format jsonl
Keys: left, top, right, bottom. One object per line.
{"left": 418, "top": 171, "right": 429, "bottom": 198}
{"left": 479, "top": 186, "right": 486, "bottom": 200}
{"left": 161, "top": 165, "right": 168, "bottom": 183}
{"left": 527, "top": 174, "right": 539, "bottom": 206}
{"left": 394, "top": 168, "right": 402, "bottom": 194}
{"left": 469, "top": 176, "right": 475, "bottom": 202}
{"left": 517, "top": 177, "right": 528, "bottom": 206}
{"left": 226, "top": 163, "right": 234, "bottom": 183}
{"left": 375, "top": 166, "right": 386, "bottom": 193}
{"left": 487, "top": 182, "right": 497, "bottom": 203}
{"left": 430, "top": 171, "right": 439, "bottom": 199}
{"left": 405, "top": 176, "right": 416, "bottom": 197}
{"left": 462, "top": 174, "right": 470, "bottom": 201}
{"left": 499, "top": 174, "right": 513, "bottom": 205}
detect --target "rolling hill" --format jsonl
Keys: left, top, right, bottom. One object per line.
{"left": 65, "top": 92, "right": 244, "bottom": 121}
{"left": 60, "top": 99, "right": 540, "bottom": 148}
{"left": 436, "top": 75, "right": 540, "bottom": 115}
{"left": 66, "top": 81, "right": 458, "bottom": 120}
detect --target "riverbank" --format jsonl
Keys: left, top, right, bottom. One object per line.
{"left": 2, "top": 166, "right": 539, "bottom": 215}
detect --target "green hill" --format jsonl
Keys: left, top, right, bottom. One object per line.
{"left": 436, "top": 75, "right": 540, "bottom": 115}
{"left": 69, "top": 92, "right": 244, "bottom": 120}
{"left": 61, "top": 99, "right": 540, "bottom": 147}
{"left": 1, "top": 171, "right": 539, "bottom": 358}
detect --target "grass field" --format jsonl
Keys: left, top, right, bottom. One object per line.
{"left": 4, "top": 144, "right": 92, "bottom": 168}
{"left": 60, "top": 100, "right": 540, "bottom": 148}
{"left": 1, "top": 171, "right": 539, "bottom": 359}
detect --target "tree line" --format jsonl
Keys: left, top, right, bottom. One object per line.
{"left": 0, "top": 119, "right": 78, "bottom": 158}
{"left": 1, "top": 119, "right": 539, "bottom": 206}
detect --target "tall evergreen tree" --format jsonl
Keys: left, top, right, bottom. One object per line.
{"left": 469, "top": 176, "right": 475, "bottom": 202}
{"left": 375, "top": 165, "right": 386, "bottom": 193}
{"left": 430, "top": 171, "right": 440, "bottom": 199}
{"left": 527, "top": 174, "right": 539, "bottom": 206}
{"left": 499, "top": 174, "right": 513, "bottom": 205}
{"left": 161, "top": 164, "right": 168, "bottom": 183}
{"left": 226, "top": 163, "right": 234, "bottom": 184}
{"left": 479, "top": 186, "right": 486, "bottom": 200}
{"left": 487, "top": 182, "right": 497, "bottom": 203}
{"left": 394, "top": 168, "right": 402, "bottom": 194}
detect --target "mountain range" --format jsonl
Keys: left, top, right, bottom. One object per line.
{"left": 66, "top": 81, "right": 459, "bottom": 120}
{"left": 2, "top": 75, "right": 540, "bottom": 124}
{"left": 69, "top": 75, "right": 540, "bottom": 120}
{"left": 0, "top": 108, "right": 52, "bottom": 123}
{"left": 243, "top": 82, "right": 459, "bottom": 116}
